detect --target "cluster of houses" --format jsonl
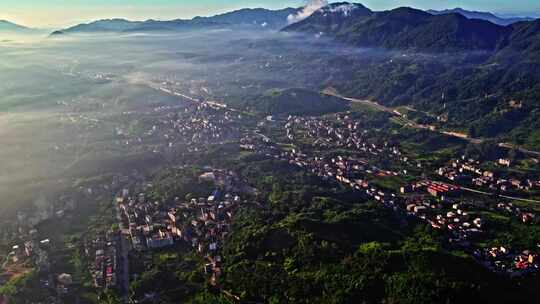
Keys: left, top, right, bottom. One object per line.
{"left": 249, "top": 116, "right": 415, "bottom": 187}
{"left": 405, "top": 198, "right": 485, "bottom": 244}
{"left": 474, "top": 246, "right": 539, "bottom": 276}
{"left": 85, "top": 232, "right": 118, "bottom": 289}
{"left": 110, "top": 91, "right": 243, "bottom": 156}
{"left": 261, "top": 142, "right": 489, "bottom": 250}
{"left": 239, "top": 132, "right": 275, "bottom": 155}
{"left": 187, "top": 192, "right": 242, "bottom": 286}
{"left": 437, "top": 156, "right": 540, "bottom": 194}
{"left": 284, "top": 115, "right": 418, "bottom": 171}
{"left": 118, "top": 192, "right": 174, "bottom": 251}
{"left": 496, "top": 202, "right": 538, "bottom": 224}
{"left": 1, "top": 232, "right": 61, "bottom": 303}
{"left": 3, "top": 202, "right": 75, "bottom": 291}
{"left": 117, "top": 169, "right": 250, "bottom": 285}
{"left": 253, "top": 143, "right": 402, "bottom": 212}
{"left": 401, "top": 180, "right": 460, "bottom": 201}
{"left": 400, "top": 183, "right": 540, "bottom": 275}
{"left": 275, "top": 148, "right": 400, "bottom": 191}
{"left": 117, "top": 97, "right": 242, "bottom": 155}
{"left": 0, "top": 174, "right": 138, "bottom": 300}
{"left": 166, "top": 102, "right": 241, "bottom": 149}
{"left": 241, "top": 116, "right": 540, "bottom": 278}
{"left": 4, "top": 236, "right": 56, "bottom": 296}
{"left": 377, "top": 179, "right": 539, "bottom": 276}
{"left": 9, "top": 238, "right": 51, "bottom": 272}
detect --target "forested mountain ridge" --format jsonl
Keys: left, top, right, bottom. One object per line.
{"left": 282, "top": 3, "right": 540, "bottom": 148}
{"left": 283, "top": 5, "right": 516, "bottom": 52}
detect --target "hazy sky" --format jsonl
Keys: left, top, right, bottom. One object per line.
{"left": 1, "top": 0, "right": 539, "bottom": 28}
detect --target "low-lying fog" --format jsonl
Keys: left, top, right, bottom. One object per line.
{"left": 0, "top": 27, "right": 443, "bottom": 218}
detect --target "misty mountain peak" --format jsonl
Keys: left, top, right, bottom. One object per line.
{"left": 0, "top": 19, "right": 31, "bottom": 31}
{"left": 318, "top": 2, "right": 365, "bottom": 17}
{"left": 315, "top": 2, "right": 371, "bottom": 17}
{"left": 284, "top": 2, "right": 373, "bottom": 33}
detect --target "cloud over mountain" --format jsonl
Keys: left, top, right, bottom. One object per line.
{"left": 287, "top": 0, "right": 328, "bottom": 24}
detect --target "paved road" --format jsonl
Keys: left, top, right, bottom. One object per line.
{"left": 322, "top": 90, "right": 396, "bottom": 114}
{"left": 114, "top": 195, "right": 130, "bottom": 303}
{"left": 323, "top": 90, "right": 485, "bottom": 142}
{"left": 498, "top": 143, "right": 540, "bottom": 157}
{"left": 455, "top": 185, "right": 540, "bottom": 204}
{"left": 119, "top": 234, "right": 130, "bottom": 303}
{"left": 325, "top": 91, "right": 540, "bottom": 154}
{"left": 498, "top": 194, "right": 540, "bottom": 204}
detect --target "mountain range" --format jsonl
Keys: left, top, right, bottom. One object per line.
{"left": 284, "top": 2, "right": 373, "bottom": 35}
{"left": 48, "top": 3, "right": 538, "bottom": 39}
{"left": 191, "top": 7, "right": 299, "bottom": 28}
{"left": 427, "top": 8, "right": 534, "bottom": 26}
{"left": 283, "top": 3, "right": 539, "bottom": 53}
{"left": 0, "top": 20, "right": 34, "bottom": 32}
{"left": 51, "top": 18, "right": 223, "bottom": 35}
{"left": 51, "top": 7, "right": 299, "bottom": 35}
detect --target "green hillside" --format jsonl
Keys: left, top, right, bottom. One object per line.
{"left": 250, "top": 88, "right": 349, "bottom": 116}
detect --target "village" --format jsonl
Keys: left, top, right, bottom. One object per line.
{"left": 1, "top": 196, "right": 80, "bottom": 296}
{"left": 240, "top": 113, "right": 540, "bottom": 277}
{"left": 2, "top": 93, "right": 540, "bottom": 302}
{"left": 0, "top": 167, "right": 154, "bottom": 303}
{"left": 284, "top": 114, "right": 418, "bottom": 171}
{"left": 437, "top": 156, "right": 540, "bottom": 195}
{"left": 59, "top": 81, "right": 262, "bottom": 296}
{"left": 110, "top": 168, "right": 255, "bottom": 288}
{"left": 84, "top": 231, "right": 119, "bottom": 290}
{"left": 151, "top": 100, "right": 243, "bottom": 152}
{"left": 112, "top": 98, "right": 243, "bottom": 155}
{"left": 0, "top": 192, "right": 102, "bottom": 303}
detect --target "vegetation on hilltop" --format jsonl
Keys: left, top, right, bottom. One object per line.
{"left": 193, "top": 156, "right": 540, "bottom": 304}
{"left": 247, "top": 88, "right": 349, "bottom": 116}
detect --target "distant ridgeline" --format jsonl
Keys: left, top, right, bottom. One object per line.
{"left": 283, "top": 3, "right": 538, "bottom": 53}
{"left": 50, "top": 7, "right": 300, "bottom": 36}
{"left": 0, "top": 20, "right": 37, "bottom": 33}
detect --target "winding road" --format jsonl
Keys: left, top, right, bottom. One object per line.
{"left": 323, "top": 90, "right": 540, "bottom": 155}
